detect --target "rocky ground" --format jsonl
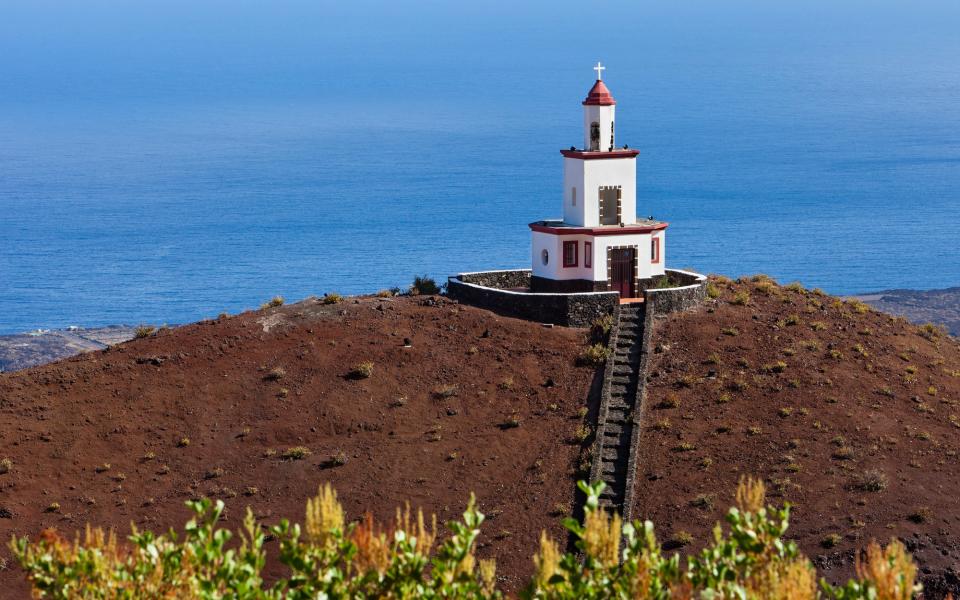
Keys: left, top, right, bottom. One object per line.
{"left": 637, "top": 276, "right": 960, "bottom": 598}
{"left": 0, "top": 296, "right": 597, "bottom": 596}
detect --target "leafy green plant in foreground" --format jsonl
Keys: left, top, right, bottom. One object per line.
{"left": 10, "top": 478, "right": 920, "bottom": 599}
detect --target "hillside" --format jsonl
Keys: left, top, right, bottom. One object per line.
{"left": 4, "top": 281, "right": 960, "bottom": 597}
{"left": 0, "top": 295, "right": 596, "bottom": 596}
{"left": 636, "top": 276, "right": 960, "bottom": 597}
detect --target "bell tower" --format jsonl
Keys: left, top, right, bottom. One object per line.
{"left": 583, "top": 62, "right": 616, "bottom": 151}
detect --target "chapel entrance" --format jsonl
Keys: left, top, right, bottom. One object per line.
{"left": 609, "top": 248, "right": 636, "bottom": 298}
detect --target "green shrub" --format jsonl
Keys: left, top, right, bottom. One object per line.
{"left": 578, "top": 343, "right": 611, "bottom": 366}
{"left": 652, "top": 276, "right": 674, "bottom": 289}
{"left": 410, "top": 275, "right": 440, "bottom": 296}
{"left": 9, "top": 479, "right": 921, "bottom": 599}
{"left": 590, "top": 314, "right": 614, "bottom": 337}
{"left": 706, "top": 283, "right": 721, "bottom": 299}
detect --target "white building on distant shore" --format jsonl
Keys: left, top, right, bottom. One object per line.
{"left": 530, "top": 64, "right": 666, "bottom": 298}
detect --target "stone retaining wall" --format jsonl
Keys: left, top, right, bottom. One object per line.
{"left": 447, "top": 268, "right": 707, "bottom": 327}
{"left": 646, "top": 269, "right": 708, "bottom": 313}
{"left": 448, "top": 271, "right": 620, "bottom": 327}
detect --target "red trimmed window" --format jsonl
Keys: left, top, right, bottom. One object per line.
{"left": 563, "top": 241, "right": 578, "bottom": 267}
{"left": 651, "top": 237, "right": 661, "bottom": 264}
{"left": 584, "top": 242, "right": 592, "bottom": 267}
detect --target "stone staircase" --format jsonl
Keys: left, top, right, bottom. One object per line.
{"left": 589, "top": 302, "right": 649, "bottom": 516}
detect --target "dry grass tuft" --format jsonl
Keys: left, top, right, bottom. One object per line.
{"left": 731, "top": 291, "right": 751, "bottom": 306}
{"left": 348, "top": 362, "right": 374, "bottom": 379}
{"left": 134, "top": 325, "right": 156, "bottom": 339}
{"left": 282, "top": 446, "right": 312, "bottom": 461}
{"left": 853, "top": 469, "right": 888, "bottom": 492}
{"left": 261, "top": 296, "right": 285, "bottom": 309}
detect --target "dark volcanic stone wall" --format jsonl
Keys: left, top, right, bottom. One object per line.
{"left": 646, "top": 270, "right": 707, "bottom": 313}
{"left": 448, "top": 271, "right": 619, "bottom": 327}
{"left": 457, "top": 270, "right": 532, "bottom": 290}
{"left": 448, "top": 268, "right": 706, "bottom": 327}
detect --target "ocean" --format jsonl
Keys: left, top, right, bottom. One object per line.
{"left": 1, "top": 0, "right": 959, "bottom": 334}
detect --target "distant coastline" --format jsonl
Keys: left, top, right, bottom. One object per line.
{"left": 2, "top": 285, "right": 958, "bottom": 373}
{"left": 0, "top": 325, "right": 137, "bottom": 373}
{"left": 850, "top": 286, "right": 960, "bottom": 337}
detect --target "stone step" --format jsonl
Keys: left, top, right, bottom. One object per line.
{"left": 603, "top": 423, "right": 627, "bottom": 436}
{"left": 600, "top": 466, "right": 626, "bottom": 479}
{"left": 607, "top": 405, "right": 628, "bottom": 417}
{"left": 606, "top": 401, "right": 631, "bottom": 413}
{"left": 606, "top": 413, "right": 628, "bottom": 425}
{"left": 601, "top": 446, "right": 626, "bottom": 461}
{"left": 599, "top": 488, "right": 622, "bottom": 501}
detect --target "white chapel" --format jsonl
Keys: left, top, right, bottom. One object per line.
{"left": 529, "top": 64, "right": 667, "bottom": 298}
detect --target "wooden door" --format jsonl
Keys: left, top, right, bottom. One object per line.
{"left": 610, "top": 248, "right": 635, "bottom": 298}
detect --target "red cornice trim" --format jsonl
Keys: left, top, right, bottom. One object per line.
{"left": 560, "top": 149, "right": 640, "bottom": 160}
{"left": 529, "top": 222, "right": 668, "bottom": 236}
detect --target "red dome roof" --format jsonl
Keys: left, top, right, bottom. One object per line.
{"left": 582, "top": 79, "right": 616, "bottom": 106}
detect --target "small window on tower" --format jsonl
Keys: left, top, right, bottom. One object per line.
{"left": 651, "top": 237, "right": 661, "bottom": 264}
{"left": 563, "top": 241, "right": 578, "bottom": 268}
{"left": 571, "top": 187, "right": 577, "bottom": 206}
{"left": 584, "top": 242, "right": 592, "bottom": 268}
{"left": 590, "top": 122, "right": 600, "bottom": 151}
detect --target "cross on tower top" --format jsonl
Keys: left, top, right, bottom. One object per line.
{"left": 593, "top": 61, "right": 605, "bottom": 80}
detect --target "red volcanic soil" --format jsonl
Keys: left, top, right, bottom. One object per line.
{"left": 635, "top": 276, "right": 960, "bottom": 598}
{"left": 0, "top": 296, "right": 597, "bottom": 596}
